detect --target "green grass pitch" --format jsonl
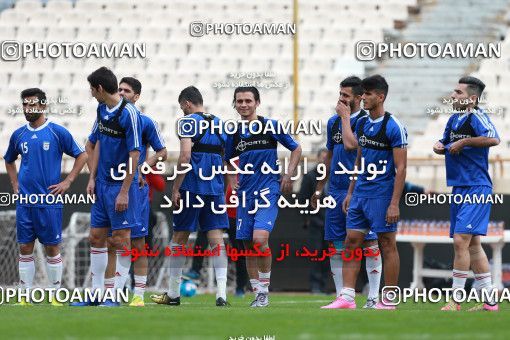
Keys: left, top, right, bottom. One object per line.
{"left": 0, "top": 293, "right": 509, "bottom": 339}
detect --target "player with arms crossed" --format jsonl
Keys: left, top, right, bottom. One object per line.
{"left": 225, "top": 86, "right": 302, "bottom": 307}
{"left": 151, "top": 86, "right": 230, "bottom": 307}
{"left": 86, "top": 77, "right": 167, "bottom": 307}
{"left": 312, "top": 76, "right": 382, "bottom": 309}
{"left": 336, "top": 75, "right": 407, "bottom": 309}
{"left": 72, "top": 67, "right": 142, "bottom": 306}
{"left": 4, "top": 88, "right": 87, "bottom": 305}
{"left": 434, "top": 77, "right": 500, "bottom": 312}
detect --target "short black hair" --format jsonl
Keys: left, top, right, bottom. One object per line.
{"left": 120, "top": 77, "right": 142, "bottom": 95}
{"left": 340, "top": 76, "right": 363, "bottom": 96}
{"left": 178, "top": 86, "right": 203, "bottom": 105}
{"left": 459, "top": 76, "right": 485, "bottom": 102}
{"left": 233, "top": 86, "right": 260, "bottom": 105}
{"left": 20, "top": 88, "right": 46, "bottom": 104}
{"left": 87, "top": 66, "right": 118, "bottom": 94}
{"left": 361, "top": 74, "right": 388, "bottom": 99}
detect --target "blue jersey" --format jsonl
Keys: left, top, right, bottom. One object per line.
{"left": 224, "top": 116, "right": 299, "bottom": 197}
{"left": 4, "top": 120, "right": 85, "bottom": 207}
{"left": 326, "top": 110, "right": 367, "bottom": 192}
{"left": 440, "top": 109, "right": 499, "bottom": 187}
{"left": 89, "top": 111, "right": 164, "bottom": 165}
{"left": 352, "top": 113, "right": 408, "bottom": 198}
{"left": 139, "top": 113, "right": 165, "bottom": 169}
{"left": 89, "top": 99, "right": 142, "bottom": 184}
{"left": 180, "top": 112, "right": 226, "bottom": 196}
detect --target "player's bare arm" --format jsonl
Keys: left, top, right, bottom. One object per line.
{"left": 5, "top": 161, "right": 18, "bottom": 194}
{"left": 87, "top": 140, "right": 100, "bottom": 196}
{"left": 386, "top": 147, "right": 407, "bottom": 224}
{"left": 433, "top": 141, "right": 446, "bottom": 155}
{"left": 342, "top": 146, "right": 361, "bottom": 214}
{"left": 337, "top": 100, "right": 357, "bottom": 151}
{"left": 280, "top": 144, "right": 302, "bottom": 193}
{"left": 145, "top": 146, "right": 168, "bottom": 167}
{"left": 115, "top": 149, "right": 140, "bottom": 212}
{"left": 49, "top": 151, "right": 88, "bottom": 195}
{"left": 311, "top": 150, "right": 332, "bottom": 209}
{"left": 172, "top": 137, "right": 192, "bottom": 208}
{"left": 449, "top": 136, "right": 500, "bottom": 155}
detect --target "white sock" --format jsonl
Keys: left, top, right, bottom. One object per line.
{"left": 114, "top": 249, "right": 131, "bottom": 289}
{"left": 452, "top": 269, "right": 469, "bottom": 301}
{"left": 365, "top": 245, "right": 382, "bottom": 301}
{"left": 475, "top": 272, "right": 496, "bottom": 305}
{"left": 90, "top": 247, "right": 108, "bottom": 291}
{"left": 330, "top": 253, "right": 343, "bottom": 297}
{"left": 340, "top": 287, "right": 355, "bottom": 302}
{"left": 250, "top": 279, "right": 260, "bottom": 296}
{"left": 212, "top": 244, "right": 228, "bottom": 300}
{"left": 19, "top": 253, "right": 35, "bottom": 290}
{"left": 134, "top": 275, "right": 147, "bottom": 299}
{"left": 168, "top": 242, "right": 186, "bottom": 298}
{"left": 46, "top": 254, "right": 63, "bottom": 289}
{"left": 258, "top": 271, "right": 270, "bottom": 294}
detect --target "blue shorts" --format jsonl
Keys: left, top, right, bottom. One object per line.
{"left": 326, "top": 190, "right": 377, "bottom": 242}
{"left": 91, "top": 181, "right": 141, "bottom": 231}
{"left": 16, "top": 205, "right": 62, "bottom": 245}
{"left": 236, "top": 193, "right": 279, "bottom": 240}
{"left": 131, "top": 184, "right": 149, "bottom": 239}
{"left": 346, "top": 196, "right": 397, "bottom": 234}
{"left": 172, "top": 190, "right": 229, "bottom": 232}
{"left": 450, "top": 185, "right": 492, "bottom": 238}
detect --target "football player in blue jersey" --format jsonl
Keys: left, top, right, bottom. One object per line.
{"left": 313, "top": 77, "right": 382, "bottom": 309}
{"left": 4, "top": 88, "right": 87, "bottom": 305}
{"left": 335, "top": 75, "right": 408, "bottom": 309}
{"left": 225, "top": 87, "right": 302, "bottom": 307}
{"left": 151, "top": 86, "right": 230, "bottom": 307}
{"left": 434, "top": 77, "right": 500, "bottom": 312}
{"left": 72, "top": 67, "right": 142, "bottom": 306}
{"left": 86, "top": 77, "right": 167, "bottom": 307}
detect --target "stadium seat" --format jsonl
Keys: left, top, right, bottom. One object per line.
{"left": 16, "top": 25, "right": 47, "bottom": 41}
{"left": 14, "top": 0, "right": 42, "bottom": 11}
{"left": 76, "top": 26, "right": 108, "bottom": 42}
{"left": 45, "top": 0, "right": 73, "bottom": 12}
{"left": 74, "top": 0, "right": 104, "bottom": 12}
{"left": 57, "top": 11, "right": 90, "bottom": 27}
{"left": 10, "top": 72, "right": 40, "bottom": 88}
{"left": 46, "top": 26, "right": 77, "bottom": 41}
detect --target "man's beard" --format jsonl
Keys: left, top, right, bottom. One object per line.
{"left": 24, "top": 111, "right": 43, "bottom": 122}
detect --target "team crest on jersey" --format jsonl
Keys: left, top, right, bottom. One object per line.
{"left": 43, "top": 141, "right": 50, "bottom": 150}
{"left": 333, "top": 131, "right": 342, "bottom": 143}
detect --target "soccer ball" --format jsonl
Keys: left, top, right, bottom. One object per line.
{"left": 181, "top": 280, "right": 197, "bottom": 297}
